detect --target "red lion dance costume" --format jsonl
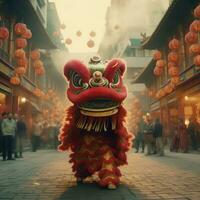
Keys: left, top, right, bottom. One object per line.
{"left": 59, "top": 56, "right": 132, "bottom": 189}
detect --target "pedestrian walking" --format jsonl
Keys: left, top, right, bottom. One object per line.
{"left": 135, "top": 117, "right": 145, "bottom": 153}
{"left": 13, "top": 113, "right": 18, "bottom": 158}
{"left": 1, "top": 112, "right": 17, "bottom": 161}
{"left": 178, "top": 118, "right": 189, "bottom": 153}
{"left": 31, "top": 118, "right": 42, "bottom": 152}
{"left": 154, "top": 118, "right": 164, "bottom": 156}
{"left": 15, "top": 115, "right": 27, "bottom": 158}
{"left": 187, "top": 118, "right": 198, "bottom": 151}
{"left": 0, "top": 112, "right": 7, "bottom": 157}
{"left": 144, "top": 116, "right": 154, "bottom": 155}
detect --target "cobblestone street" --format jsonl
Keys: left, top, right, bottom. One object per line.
{"left": 0, "top": 150, "right": 200, "bottom": 200}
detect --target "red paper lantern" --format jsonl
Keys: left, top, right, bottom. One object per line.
{"left": 156, "top": 59, "right": 165, "bottom": 68}
{"left": 189, "top": 44, "right": 200, "bottom": 55}
{"left": 33, "top": 88, "right": 42, "bottom": 97}
{"left": 65, "top": 38, "right": 72, "bottom": 45}
{"left": 0, "top": 27, "right": 9, "bottom": 40}
{"left": 164, "top": 85, "right": 173, "bottom": 94}
{"left": 154, "top": 66, "right": 163, "bottom": 76}
{"left": 76, "top": 31, "right": 82, "bottom": 37}
{"left": 10, "top": 76, "right": 20, "bottom": 85}
{"left": 16, "top": 58, "right": 28, "bottom": 68}
{"left": 15, "top": 67, "right": 26, "bottom": 75}
{"left": 33, "top": 59, "right": 43, "bottom": 69}
{"left": 35, "top": 67, "right": 45, "bottom": 75}
{"left": 30, "top": 49, "right": 40, "bottom": 60}
{"left": 14, "top": 23, "right": 27, "bottom": 35}
{"left": 194, "top": 5, "right": 200, "bottom": 18}
{"left": 15, "top": 49, "right": 25, "bottom": 59}
{"left": 15, "top": 38, "right": 27, "bottom": 49}
{"left": 185, "top": 31, "right": 198, "bottom": 44}
{"left": 169, "top": 38, "right": 179, "bottom": 50}
{"left": 168, "top": 52, "right": 179, "bottom": 63}
{"left": 189, "top": 20, "right": 200, "bottom": 32}
{"left": 171, "top": 76, "right": 180, "bottom": 85}
{"left": 153, "top": 50, "right": 162, "bottom": 60}
{"left": 90, "top": 31, "right": 96, "bottom": 37}
{"left": 168, "top": 67, "right": 179, "bottom": 77}
{"left": 87, "top": 39, "right": 95, "bottom": 48}
{"left": 168, "top": 62, "right": 176, "bottom": 69}
{"left": 194, "top": 55, "right": 200, "bottom": 66}
{"left": 22, "top": 29, "right": 32, "bottom": 39}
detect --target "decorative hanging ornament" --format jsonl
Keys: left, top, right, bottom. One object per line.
{"left": 156, "top": 59, "right": 165, "bottom": 68}
{"left": 189, "top": 20, "right": 200, "bottom": 32}
{"left": 35, "top": 66, "right": 45, "bottom": 76}
{"left": 0, "top": 27, "right": 9, "bottom": 40}
{"left": 65, "top": 38, "right": 72, "bottom": 45}
{"left": 15, "top": 49, "right": 25, "bottom": 59}
{"left": 153, "top": 50, "right": 162, "bottom": 60}
{"left": 185, "top": 31, "right": 198, "bottom": 44}
{"left": 15, "top": 67, "right": 26, "bottom": 76}
{"left": 14, "top": 23, "right": 27, "bottom": 35}
{"left": 30, "top": 49, "right": 40, "bottom": 60}
{"left": 15, "top": 38, "right": 27, "bottom": 49}
{"left": 16, "top": 58, "right": 28, "bottom": 68}
{"left": 10, "top": 76, "right": 20, "bottom": 85}
{"left": 87, "top": 39, "right": 95, "bottom": 48}
{"left": 168, "top": 52, "right": 179, "bottom": 63}
{"left": 168, "top": 38, "right": 180, "bottom": 50}
{"left": 76, "top": 31, "right": 82, "bottom": 37}
{"left": 22, "top": 29, "right": 32, "bottom": 39}
{"left": 189, "top": 44, "right": 200, "bottom": 55}
{"left": 168, "top": 67, "right": 179, "bottom": 77}
{"left": 89, "top": 31, "right": 96, "bottom": 37}
{"left": 194, "top": 55, "right": 200, "bottom": 66}
{"left": 33, "top": 59, "right": 43, "bottom": 69}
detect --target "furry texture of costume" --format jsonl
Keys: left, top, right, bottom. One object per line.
{"left": 59, "top": 57, "right": 132, "bottom": 188}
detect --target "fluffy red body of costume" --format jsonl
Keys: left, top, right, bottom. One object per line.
{"left": 58, "top": 57, "right": 132, "bottom": 188}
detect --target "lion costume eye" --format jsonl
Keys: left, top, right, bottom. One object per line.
{"left": 72, "top": 72, "right": 84, "bottom": 88}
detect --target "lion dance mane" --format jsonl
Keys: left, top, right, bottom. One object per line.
{"left": 58, "top": 56, "right": 132, "bottom": 189}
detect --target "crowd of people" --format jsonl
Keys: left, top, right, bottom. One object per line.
{"left": 0, "top": 112, "right": 60, "bottom": 161}
{"left": 134, "top": 115, "right": 200, "bottom": 156}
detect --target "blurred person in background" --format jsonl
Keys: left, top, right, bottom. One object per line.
{"left": 187, "top": 118, "right": 198, "bottom": 151}
{"left": 0, "top": 112, "right": 7, "bottom": 157}
{"left": 1, "top": 112, "right": 16, "bottom": 161}
{"left": 13, "top": 113, "right": 18, "bottom": 158}
{"left": 15, "top": 115, "right": 27, "bottom": 158}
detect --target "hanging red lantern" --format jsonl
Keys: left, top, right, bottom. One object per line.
{"left": 87, "top": 39, "right": 95, "bottom": 48}
{"left": 185, "top": 31, "right": 198, "bottom": 44}
{"left": 22, "top": 29, "right": 32, "bottom": 39}
{"left": 65, "top": 38, "right": 72, "bottom": 45}
{"left": 14, "top": 23, "right": 27, "bottom": 35}
{"left": 156, "top": 59, "right": 165, "bottom": 68}
{"left": 16, "top": 58, "right": 28, "bottom": 68}
{"left": 154, "top": 66, "right": 163, "bottom": 76}
{"left": 89, "top": 31, "right": 96, "bottom": 37}
{"left": 15, "top": 38, "right": 27, "bottom": 49}
{"left": 171, "top": 76, "right": 180, "bottom": 85}
{"left": 194, "top": 55, "right": 200, "bottom": 66}
{"left": 189, "top": 20, "right": 200, "bottom": 32}
{"left": 76, "top": 31, "right": 82, "bottom": 37}
{"left": 33, "top": 88, "right": 42, "bottom": 97}
{"left": 33, "top": 59, "right": 43, "bottom": 69}
{"left": 168, "top": 52, "right": 179, "bottom": 63}
{"left": 164, "top": 85, "right": 173, "bottom": 94}
{"left": 15, "top": 67, "right": 26, "bottom": 75}
{"left": 168, "top": 67, "right": 179, "bottom": 77}
{"left": 10, "top": 76, "right": 20, "bottom": 85}
{"left": 168, "top": 62, "right": 176, "bottom": 69}
{"left": 194, "top": 5, "right": 200, "bottom": 18}
{"left": 35, "top": 67, "right": 45, "bottom": 75}
{"left": 189, "top": 44, "right": 200, "bottom": 55}
{"left": 15, "top": 49, "right": 25, "bottom": 59}
{"left": 169, "top": 38, "right": 180, "bottom": 50}
{"left": 153, "top": 50, "right": 162, "bottom": 60}
{"left": 0, "top": 27, "right": 9, "bottom": 40}
{"left": 30, "top": 49, "right": 40, "bottom": 60}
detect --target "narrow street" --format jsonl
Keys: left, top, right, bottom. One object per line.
{"left": 0, "top": 150, "right": 199, "bottom": 200}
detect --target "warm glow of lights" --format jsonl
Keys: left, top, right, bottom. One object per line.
{"left": 21, "top": 97, "right": 26, "bottom": 103}
{"left": 185, "top": 119, "right": 189, "bottom": 126}
{"left": 184, "top": 96, "right": 189, "bottom": 101}
{"left": 146, "top": 113, "right": 150, "bottom": 116}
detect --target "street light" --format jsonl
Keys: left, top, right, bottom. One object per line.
{"left": 21, "top": 97, "right": 26, "bottom": 103}
{"left": 184, "top": 96, "right": 189, "bottom": 101}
